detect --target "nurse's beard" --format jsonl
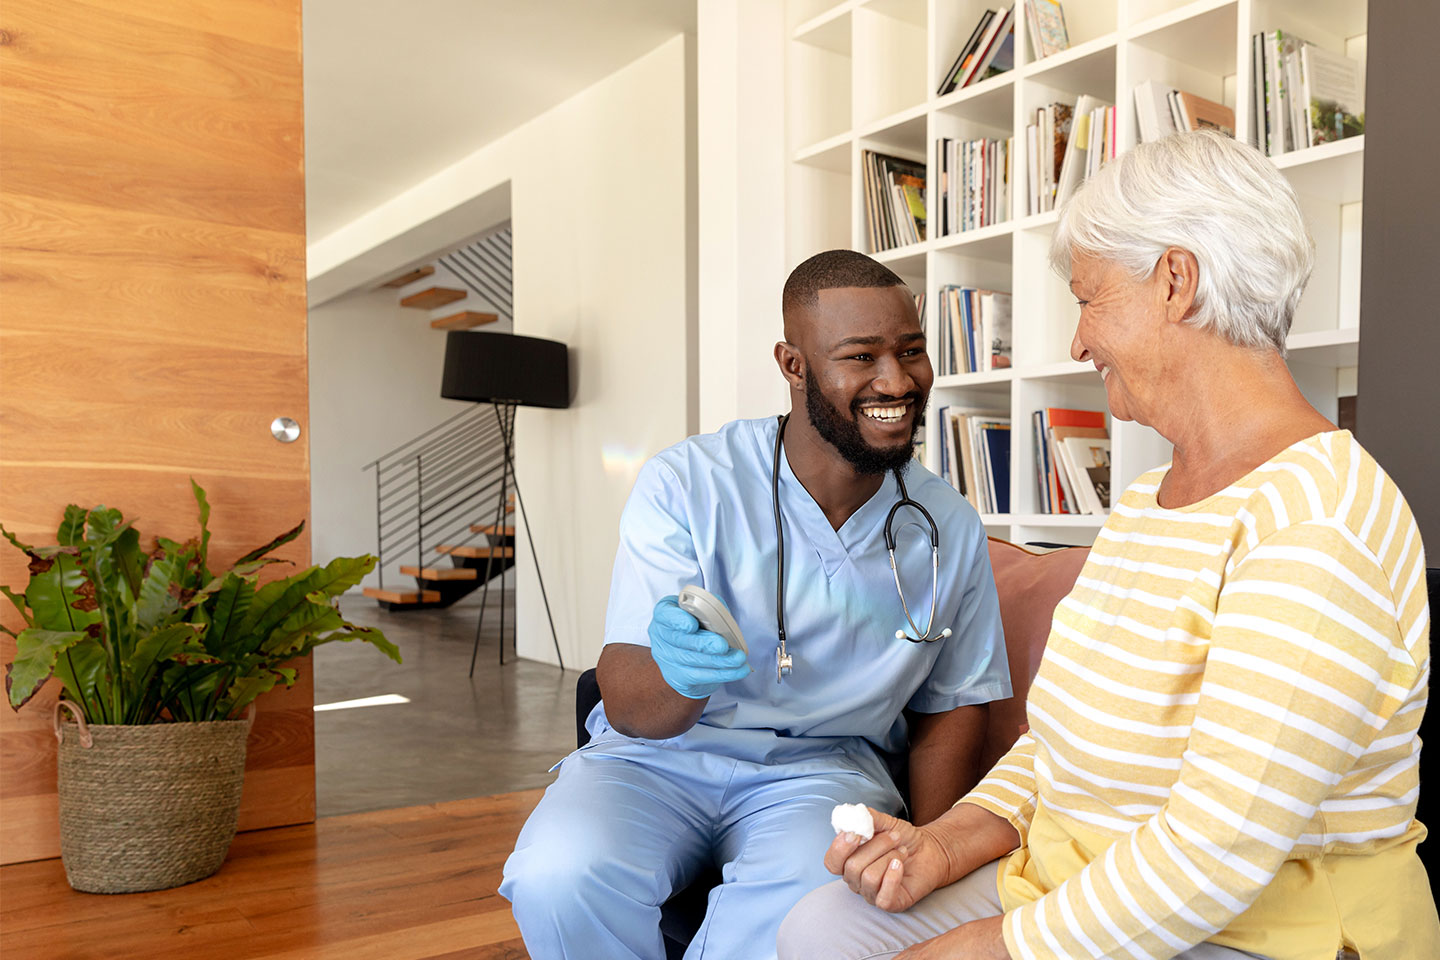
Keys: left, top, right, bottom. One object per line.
{"left": 803, "top": 369, "right": 923, "bottom": 476}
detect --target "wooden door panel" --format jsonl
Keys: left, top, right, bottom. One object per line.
{"left": 0, "top": 0, "right": 311, "bottom": 865}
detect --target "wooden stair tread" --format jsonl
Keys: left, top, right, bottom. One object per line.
{"left": 436, "top": 545, "right": 515, "bottom": 559}
{"left": 471, "top": 524, "right": 515, "bottom": 536}
{"left": 431, "top": 310, "right": 499, "bottom": 330}
{"left": 363, "top": 587, "right": 441, "bottom": 603}
{"left": 399, "top": 565, "right": 478, "bottom": 580}
{"left": 400, "top": 286, "right": 466, "bottom": 309}
{"left": 379, "top": 265, "right": 434, "bottom": 288}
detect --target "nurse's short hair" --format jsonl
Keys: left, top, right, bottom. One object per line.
{"left": 783, "top": 250, "right": 905, "bottom": 316}
{"left": 1049, "top": 130, "right": 1314, "bottom": 355}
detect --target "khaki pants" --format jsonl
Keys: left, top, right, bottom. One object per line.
{"left": 777, "top": 859, "right": 1309, "bottom": 960}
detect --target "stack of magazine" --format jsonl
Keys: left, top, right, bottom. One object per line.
{"left": 1252, "top": 30, "right": 1364, "bottom": 155}
{"left": 862, "top": 150, "right": 927, "bottom": 252}
{"left": 1026, "top": 93, "right": 1112, "bottom": 214}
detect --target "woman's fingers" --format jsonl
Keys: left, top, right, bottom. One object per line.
{"left": 875, "top": 856, "right": 909, "bottom": 912}
{"left": 840, "top": 832, "right": 902, "bottom": 893}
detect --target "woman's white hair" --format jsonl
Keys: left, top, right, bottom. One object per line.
{"left": 1050, "top": 129, "right": 1314, "bottom": 355}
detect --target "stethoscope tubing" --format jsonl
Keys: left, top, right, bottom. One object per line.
{"left": 772, "top": 414, "right": 947, "bottom": 683}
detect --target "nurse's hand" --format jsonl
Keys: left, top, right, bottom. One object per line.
{"left": 824, "top": 809, "right": 953, "bottom": 912}
{"left": 648, "top": 596, "right": 751, "bottom": 700}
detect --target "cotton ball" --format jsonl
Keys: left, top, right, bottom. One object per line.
{"left": 830, "top": 803, "right": 874, "bottom": 841}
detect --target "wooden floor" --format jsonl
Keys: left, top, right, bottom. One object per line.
{"left": 0, "top": 789, "right": 543, "bottom": 959}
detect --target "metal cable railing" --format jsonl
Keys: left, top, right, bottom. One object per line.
{"left": 363, "top": 406, "right": 512, "bottom": 589}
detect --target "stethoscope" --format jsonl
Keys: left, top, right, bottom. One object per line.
{"left": 771, "top": 414, "right": 951, "bottom": 683}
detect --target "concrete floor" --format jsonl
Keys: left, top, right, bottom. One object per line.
{"left": 314, "top": 589, "right": 581, "bottom": 817}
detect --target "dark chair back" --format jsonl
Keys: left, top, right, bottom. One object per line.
{"left": 1419, "top": 568, "right": 1439, "bottom": 887}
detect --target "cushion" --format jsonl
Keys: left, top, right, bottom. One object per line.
{"left": 981, "top": 538, "right": 1089, "bottom": 773}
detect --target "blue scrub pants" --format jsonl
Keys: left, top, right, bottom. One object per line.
{"left": 501, "top": 736, "right": 903, "bottom": 960}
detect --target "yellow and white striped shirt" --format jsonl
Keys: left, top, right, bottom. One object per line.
{"left": 963, "top": 431, "right": 1436, "bottom": 960}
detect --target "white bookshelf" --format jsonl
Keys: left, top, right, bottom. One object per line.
{"left": 785, "top": 0, "right": 1367, "bottom": 546}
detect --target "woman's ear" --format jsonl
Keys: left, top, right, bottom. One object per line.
{"left": 1160, "top": 247, "right": 1200, "bottom": 322}
{"left": 774, "top": 341, "right": 805, "bottom": 391}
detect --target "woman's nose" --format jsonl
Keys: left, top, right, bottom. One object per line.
{"left": 1071, "top": 327, "right": 1090, "bottom": 363}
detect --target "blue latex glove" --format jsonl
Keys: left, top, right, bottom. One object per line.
{"left": 648, "top": 595, "right": 751, "bottom": 700}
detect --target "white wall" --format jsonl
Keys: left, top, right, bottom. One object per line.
{"left": 307, "top": 36, "right": 693, "bottom": 670}
{"left": 308, "top": 261, "right": 503, "bottom": 591}
{"left": 696, "top": 0, "right": 791, "bottom": 433}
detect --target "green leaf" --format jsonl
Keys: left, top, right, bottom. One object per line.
{"left": 24, "top": 554, "right": 101, "bottom": 634}
{"left": 233, "top": 520, "right": 305, "bottom": 567}
{"left": 190, "top": 479, "right": 212, "bottom": 580}
{"left": 237, "top": 555, "right": 371, "bottom": 647}
{"left": 6, "top": 629, "right": 87, "bottom": 710}
{"left": 56, "top": 505, "right": 88, "bottom": 547}
{"left": 53, "top": 638, "right": 111, "bottom": 723}
{"left": 260, "top": 596, "right": 345, "bottom": 659}
{"left": 135, "top": 557, "right": 183, "bottom": 633}
{"left": 318, "top": 624, "right": 402, "bottom": 664}
{"left": 1, "top": 523, "right": 35, "bottom": 555}
{"left": 123, "top": 624, "right": 202, "bottom": 688}
{"left": 216, "top": 667, "right": 297, "bottom": 718}
{"left": 205, "top": 575, "right": 255, "bottom": 657}
{"left": 0, "top": 585, "right": 32, "bottom": 627}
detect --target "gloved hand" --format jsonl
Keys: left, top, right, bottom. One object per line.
{"left": 648, "top": 595, "right": 751, "bottom": 700}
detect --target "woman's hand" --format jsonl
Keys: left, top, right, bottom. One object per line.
{"left": 823, "top": 808, "right": 955, "bottom": 912}
{"left": 894, "top": 916, "right": 1010, "bottom": 960}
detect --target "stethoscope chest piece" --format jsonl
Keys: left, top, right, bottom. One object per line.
{"left": 776, "top": 640, "right": 793, "bottom": 683}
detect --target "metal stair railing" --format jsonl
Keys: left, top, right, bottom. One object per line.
{"left": 362, "top": 406, "right": 513, "bottom": 590}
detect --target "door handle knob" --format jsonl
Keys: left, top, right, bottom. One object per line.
{"left": 271, "top": 417, "right": 301, "bottom": 443}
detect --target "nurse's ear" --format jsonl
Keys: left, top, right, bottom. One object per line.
{"left": 774, "top": 340, "right": 805, "bottom": 391}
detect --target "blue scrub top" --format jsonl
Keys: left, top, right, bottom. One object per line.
{"left": 590, "top": 417, "right": 1010, "bottom": 775}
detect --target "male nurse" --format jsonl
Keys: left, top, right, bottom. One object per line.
{"left": 501, "top": 250, "right": 1010, "bottom": 959}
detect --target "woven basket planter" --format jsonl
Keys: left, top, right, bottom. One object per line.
{"left": 53, "top": 701, "right": 252, "bottom": 894}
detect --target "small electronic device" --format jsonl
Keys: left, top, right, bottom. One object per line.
{"left": 677, "top": 585, "right": 747, "bottom": 655}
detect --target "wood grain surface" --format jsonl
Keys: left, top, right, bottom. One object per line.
{"left": 0, "top": 790, "right": 541, "bottom": 959}
{"left": 0, "top": 0, "right": 312, "bottom": 864}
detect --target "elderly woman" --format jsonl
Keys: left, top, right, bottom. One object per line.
{"left": 777, "top": 130, "right": 1437, "bottom": 960}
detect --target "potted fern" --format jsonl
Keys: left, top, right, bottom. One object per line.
{"left": 2, "top": 481, "right": 398, "bottom": 894}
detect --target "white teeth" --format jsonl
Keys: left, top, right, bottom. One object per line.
{"left": 862, "top": 405, "right": 908, "bottom": 423}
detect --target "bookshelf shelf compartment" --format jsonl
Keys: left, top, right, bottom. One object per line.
{"left": 934, "top": 369, "right": 1015, "bottom": 389}
{"left": 1011, "top": 513, "right": 1110, "bottom": 528}
{"left": 858, "top": 105, "right": 929, "bottom": 149}
{"left": 795, "top": 132, "right": 853, "bottom": 172}
{"left": 1128, "top": 0, "right": 1239, "bottom": 76}
{"left": 933, "top": 222, "right": 1014, "bottom": 263}
{"left": 1286, "top": 328, "right": 1359, "bottom": 367}
{"left": 872, "top": 243, "right": 927, "bottom": 274}
{"left": 1022, "top": 34, "right": 1120, "bottom": 94}
{"left": 1019, "top": 361, "right": 1100, "bottom": 384}
{"left": 1274, "top": 136, "right": 1364, "bottom": 206}
{"left": 935, "top": 72, "right": 1016, "bottom": 130}
{"left": 793, "top": 3, "right": 854, "bottom": 54}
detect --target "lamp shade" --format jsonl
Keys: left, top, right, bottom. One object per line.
{"left": 440, "top": 331, "right": 570, "bottom": 409}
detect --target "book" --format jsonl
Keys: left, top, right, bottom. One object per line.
{"left": 1040, "top": 407, "right": 1106, "bottom": 513}
{"left": 938, "top": 9, "right": 997, "bottom": 95}
{"left": 936, "top": 136, "right": 1012, "bottom": 236}
{"left": 957, "top": 7, "right": 1015, "bottom": 90}
{"left": 1059, "top": 435, "right": 1111, "bottom": 514}
{"left": 979, "top": 291, "right": 1012, "bottom": 371}
{"left": 1134, "top": 79, "right": 1178, "bottom": 144}
{"left": 1055, "top": 93, "right": 1111, "bottom": 205}
{"left": 982, "top": 424, "right": 1012, "bottom": 514}
{"left": 1301, "top": 44, "right": 1364, "bottom": 146}
{"left": 1026, "top": 0, "right": 1069, "bottom": 59}
{"left": 1174, "top": 91, "right": 1235, "bottom": 138}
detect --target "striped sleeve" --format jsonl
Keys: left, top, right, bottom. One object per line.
{"left": 1002, "top": 520, "right": 1421, "bottom": 960}
{"left": 960, "top": 732, "right": 1039, "bottom": 839}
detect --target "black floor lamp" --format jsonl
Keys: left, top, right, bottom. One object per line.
{"left": 440, "top": 331, "right": 569, "bottom": 675}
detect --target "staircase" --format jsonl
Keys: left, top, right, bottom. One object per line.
{"left": 380, "top": 228, "right": 514, "bottom": 333}
{"left": 361, "top": 406, "right": 519, "bottom": 611}
{"left": 362, "top": 227, "right": 519, "bottom": 611}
